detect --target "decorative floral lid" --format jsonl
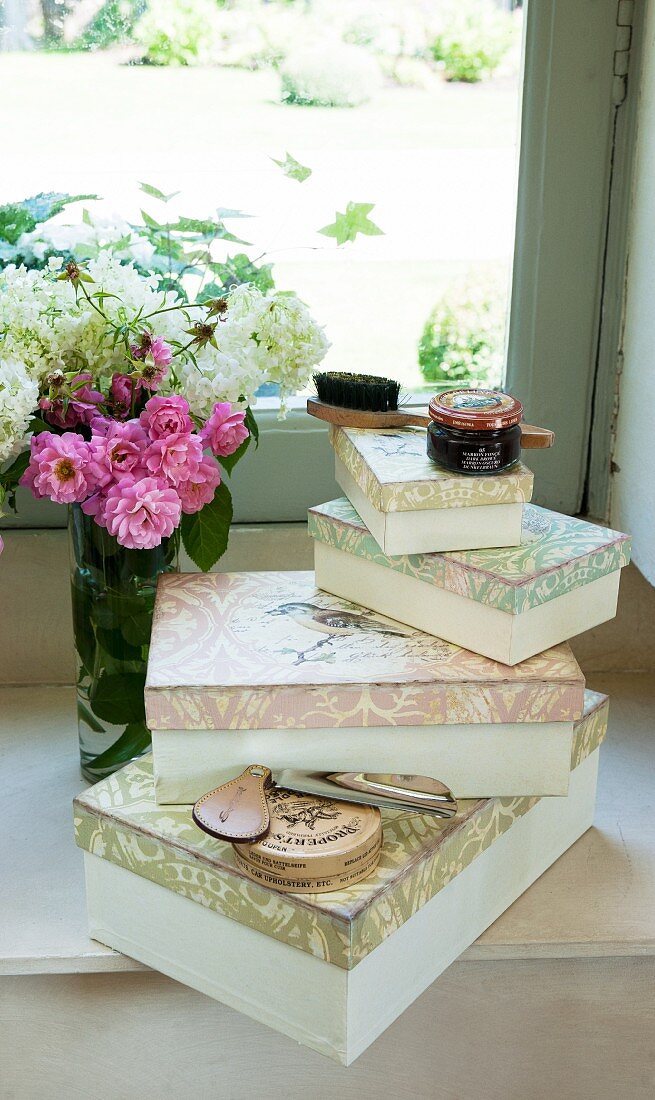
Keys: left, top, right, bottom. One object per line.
{"left": 429, "top": 389, "right": 523, "bottom": 432}
{"left": 330, "top": 426, "right": 533, "bottom": 512}
{"left": 309, "top": 498, "right": 631, "bottom": 615}
{"left": 74, "top": 691, "right": 608, "bottom": 971}
{"left": 145, "top": 571, "right": 585, "bottom": 730}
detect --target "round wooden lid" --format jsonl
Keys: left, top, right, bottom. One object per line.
{"left": 233, "top": 788, "right": 382, "bottom": 892}
{"left": 429, "top": 388, "right": 523, "bottom": 431}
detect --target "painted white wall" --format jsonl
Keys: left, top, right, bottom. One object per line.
{"left": 611, "top": 0, "right": 655, "bottom": 585}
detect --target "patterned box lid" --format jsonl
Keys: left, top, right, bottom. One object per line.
{"left": 309, "top": 498, "right": 632, "bottom": 615}
{"left": 330, "top": 425, "right": 534, "bottom": 513}
{"left": 74, "top": 692, "right": 608, "bottom": 972}
{"left": 145, "top": 572, "right": 585, "bottom": 730}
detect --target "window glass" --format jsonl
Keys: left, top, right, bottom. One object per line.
{"left": 1, "top": 0, "right": 523, "bottom": 393}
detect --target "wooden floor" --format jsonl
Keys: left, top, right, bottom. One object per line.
{"left": 1, "top": 672, "right": 654, "bottom": 1098}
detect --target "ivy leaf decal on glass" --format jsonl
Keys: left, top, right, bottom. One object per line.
{"left": 139, "top": 182, "right": 180, "bottom": 203}
{"left": 271, "top": 152, "right": 312, "bottom": 183}
{"left": 319, "top": 202, "right": 384, "bottom": 245}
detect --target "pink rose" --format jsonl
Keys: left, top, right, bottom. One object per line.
{"left": 177, "top": 456, "right": 221, "bottom": 515}
{"left": 81, "top": 489, "right": 109, "bottom": 527}
{"left": 144, "top": 432, "right": 203, "bottom": 487}
{"left": 130, "top": 333, "right": 173, "bottom": 389}
{"left": 40, "top": 373, "right": 103, "bottom": 429}
{"left": 110, "top": 373, "right": 142, "bottom": 419}
{"left": 90, "top": 418, "right": 148, "bottom": 487}
{"left": 200, "top": 402, "right": 249, "bottom": 458}
{"left": 20, "top": 431, "right": 99, "bottom": 504}
{"left": 140, "top": 394, "right": 194, "bottom": 440}
{"left": 103, "top": 476, "right": 181, "bottom": 550}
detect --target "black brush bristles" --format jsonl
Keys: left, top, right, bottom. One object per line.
{"left": 313, "top": 371, "right": 401, "bottom": 413}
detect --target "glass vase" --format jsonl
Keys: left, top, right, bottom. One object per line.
{"left": 69, "top": 503, "right": 180, "bottom": 782}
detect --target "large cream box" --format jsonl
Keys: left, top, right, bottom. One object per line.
{"left": 330, "top": 425, "right": 534, "bottom": 555}
{"left": 310, "top": 498, "right": 631, "bottom": 666}
{"left": 74, "top": 691, "right": 607, "bottom": 1066}
{"left": 145, "top": 571, "right": 585, "bottom": 804}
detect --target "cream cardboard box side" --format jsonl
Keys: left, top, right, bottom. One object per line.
{"left": 144, "top": 571, "right": 585, "bottom": 803}
{"left": 75, "top": 694, "right": 607, "bottom": 1066}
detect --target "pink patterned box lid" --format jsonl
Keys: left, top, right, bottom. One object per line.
{"left": 145, "top": 572, "right": 585, "bottom": 730}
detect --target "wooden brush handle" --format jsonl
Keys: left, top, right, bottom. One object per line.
{"left": 307, "top": 398, "right": 429, "bottom": 429}
{"left": 519, "top": 424, "right": 555, "bottom": 449}
{"left": 306, "top": 398, "right": 554, "bottom": 447}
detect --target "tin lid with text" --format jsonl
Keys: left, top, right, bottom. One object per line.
{"left": 330, "top": 425, "right": 534, "bottom": 513}
{"left": 309, "top": 498, "right": 631, "bottom": 615}
{"left": 145, "top": 571, "right": 585, "bottom": 730}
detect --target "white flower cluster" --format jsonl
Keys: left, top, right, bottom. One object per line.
{"left": 233, "top": 285, "right": 330, "bottom": 402}
{"left": 0, "top": 254, "right": 329, "bottom": 451}
{"left": 0, "top": 255, "right": 173, "bottom": 388}
{"left": 171, "top": 284, "right": 329, "bottom": 417}
{"left": 0, "top": 357, "right": 38, "bottom": 464}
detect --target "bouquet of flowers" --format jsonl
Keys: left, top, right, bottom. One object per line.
{"left": 0, "top": 250, "right": 329, "bottom": 778}
{"left": 0, "top": 252, "right": 329, "bottom": 565}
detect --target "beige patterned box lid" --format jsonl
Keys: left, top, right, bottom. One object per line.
{"left": 74, "top": 692, "right": 608, "bottom": 971}
{"left": 309, "top": 498, "right": 631, "bottom": 615}
{"left": 145, "top": 572, "right": 585, "bottom": 730}
{"left": 330, "top": 425, "right": 534, "bottom": 513}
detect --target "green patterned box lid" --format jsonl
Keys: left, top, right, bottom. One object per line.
{"left": 330, "top": 425, "right": 534, "bottom": 512}
{"left": 74, "top": 692, "right": 607, "bottom": 972}
{"left": 309, "top": 498, "right": 631, "bottom": 615}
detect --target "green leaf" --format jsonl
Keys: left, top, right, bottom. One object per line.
{"left": 244, "top": 406, "right": 259, "bottom": 448}
{"left": 85, "top": 721, "right": 151, "bottom": 772}
{"left": 219, "top": 434, "right": 250, "bottom": 476}
{"left": 92, "top": 591, "right": 154, "bottom": 644}
{"left": 181, "top": 481, "right": 233, "bottom": 571}
{"left": 89, "top": 671, "right": 146, "bottom": 725}
{"left": 95, "top": 626, "right": 142, "bottom": 663}
{"left": 0, "top": 449, "right": 29, "bottom": 489}
{"left": 121, "top": 612, "right": 154, "bottom": 648}
{"left": 139, "top": 182, "right": 180, "bottom": 203}
{"left": 170, "top": 217, "right": 251, "bottom": 246}
{"left": 71, "top": 579, "right": 97, "bottom": 676}
{"left": 318, "top": 202, "right": 384, "bottom": 246}
{"left": 77, "top": 702, "right": 105, "bottom": 734}
{"left": 0, "top": 204, "right": 36, "bottom": 245}
{"left": 141, "top": 208, "right": 161, "bottom": 229}
{"left": 215, "top": 207, "right": 251, "bottom": 220}
{"left": 208, "top": 254, "right": 274, "bottom": 294}
{"left": 105, "top": 234, "right": 133, "bottom": 252}
{"left": 22, "top": 192, "right": 97, "bottom": 221}
{"left": 0, "top": 193, "right": 97, "bottom": 245}
{"left": 271, "top": 152, "right": 312, "bottom": 183}
{"left": 27, "top": 417, "right": 51, "bottom": 434}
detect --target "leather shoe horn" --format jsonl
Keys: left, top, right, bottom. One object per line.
{"left": 192, "top": 765, "right": 273, "bottom": 842}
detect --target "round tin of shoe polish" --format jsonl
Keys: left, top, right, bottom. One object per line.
{"left": 427, "top": 388, "right": 523, "bottom": 475}
{"left": 232, "top": 788, "right": 382, "bottom": 894}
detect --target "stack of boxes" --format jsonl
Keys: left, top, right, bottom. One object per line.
{"left": 74, "top": 422, "right": 631, "bottom": 1066}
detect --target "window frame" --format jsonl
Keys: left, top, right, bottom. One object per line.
{"left": 1, "top": 0, "right": 633, "bottom": 528}
{"left": 506, "top": 0, "right": 632, "bottom": 517}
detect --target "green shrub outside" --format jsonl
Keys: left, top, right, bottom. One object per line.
{"left": 418, "top": 274, "right": 506, "bottom": 387}
{"left": 135, "top": 0, "right": 224, "bottom": 65}
{"left": 430, "top": 0, "right": 515, "bottom": 83}
{"left": 279, "top": 43, "right": 380, "bottom": 108}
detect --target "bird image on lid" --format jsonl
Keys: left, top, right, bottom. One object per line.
{"left": 266, "top": 600, "right": 412, "bottom": 666}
